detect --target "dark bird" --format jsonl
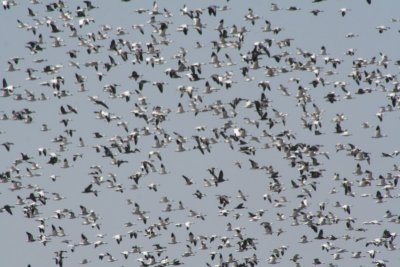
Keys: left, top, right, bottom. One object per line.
{"left": 1, "top": 142, "right": 14, "bottom": 151}
{"left": 182, "top": 175, "right": 194, "bottom": 185}
{"left": 1, "top": 204, "right": 14, "bottom": 215}
{"left": 82, "top": 184, "right": 98, "bottom": 196}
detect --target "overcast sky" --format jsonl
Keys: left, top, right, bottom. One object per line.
{"left": 1, "top": 1, "right": 400, "bottom": 266}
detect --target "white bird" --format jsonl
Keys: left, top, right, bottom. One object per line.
{"left": 270, "top": 3, "right": 281, "bottom": 11}
{"left": 376, "top": 25, "right": 390, "bottom": 33}
{"left": 339, "top": 8, "right": 351, "bottom": 17}
{"left": 181, "top": 245, "right": 195, "bottom": 257}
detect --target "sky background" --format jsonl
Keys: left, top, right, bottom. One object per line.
{"left": 1, "top": 0, "right": 400, "bottom": 266}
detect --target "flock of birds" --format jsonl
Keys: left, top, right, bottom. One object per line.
{"left": 1, "top": 0, "right": 400, "bottom": 266}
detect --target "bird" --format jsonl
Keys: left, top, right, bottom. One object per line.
{"left": 112, "top": 234, "right": 124, "bottom": 244}
{"left": 79, "top": 234, "right": 91, "bottom": 246}
{"left": 1, "top": 204, "right": 14, "bottom": 215}
{"left": 1, "top": 142, "right": 14, "bottom": 151}
{"left": 82, "top": 184, "right": 98, "bottom": 196}
{"left": 152, "top": 81, "right": 166, "bottom": 93}
{"left": 339, "top": 8, "right": 351, "bottom": 17}
{"left": 182, "top": 175, "right": 194, "bottom": 185}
